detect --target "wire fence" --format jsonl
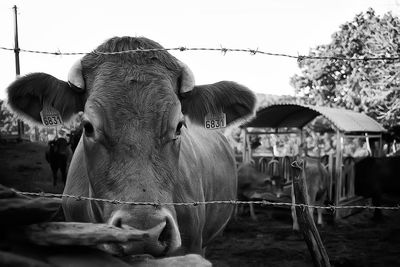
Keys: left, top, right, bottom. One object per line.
{"left": 1, "top": 46, "right": 400, "bottom": 63}
{"left": 2, "top": 43, "right": 400, "bottom": 213}
{"left": 10, "top": 189, "right": 400, "bottom": 212}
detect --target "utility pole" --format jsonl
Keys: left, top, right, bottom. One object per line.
{"left": 13, "top": 5, "right": 20, "bottom": 76}
{"left": 13, "top": 5, "right": 24, "bottom": 141}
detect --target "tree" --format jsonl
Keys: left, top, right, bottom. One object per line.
{"left": 291, "top": 8, "right": 400, "bottom": 128}
{"left": 0, "top": 100, "right": 30, "bottom": 136}
{"left": 0, "top": 100, "right": 17, "bottom": 134}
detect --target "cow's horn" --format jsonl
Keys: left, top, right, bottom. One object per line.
{"left": 178, "top": 60, "right": 195, "bottom": 94}
{"left": 68, "top": 58, "right": 85, "bottom": 91}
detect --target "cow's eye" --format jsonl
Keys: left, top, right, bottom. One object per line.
{"left": 175, "top": 121, "right": 186, "bottom": 136}
{"left": 83, "top": 121, "right": 94, "bottom": 137}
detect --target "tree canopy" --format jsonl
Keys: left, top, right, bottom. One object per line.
{"left": 291, "top": 8, "right": 400, "bottom": 128}
{"left": 0, "top": 100, "right": 31, "bottom": 136}
{"left": 0, "top": 100, "right": 18, "bottom": 134}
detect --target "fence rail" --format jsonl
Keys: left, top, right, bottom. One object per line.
{"left": 11, "top": 189, "right": 400, "bottom": 212}
{"left": 1, "top": 46, "right": 400, "bottom": 62}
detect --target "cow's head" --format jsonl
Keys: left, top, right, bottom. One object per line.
{"left": 7, "top": 36, "right": 256, "bottom": 256}
{"left": 50, "top": 137, "right": 70, "bottom": 156}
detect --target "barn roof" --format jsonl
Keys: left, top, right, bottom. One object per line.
{"left": 243, "top": 103, "right": 386, "bottom": 134}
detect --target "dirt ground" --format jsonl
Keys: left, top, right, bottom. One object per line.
{"left": 1, "top": 142, "right": 400, "bottom": 267}
{"left": 0, "top": 141, "right": 65, "bottom": 193}
{"left": 206, "top": 202, "right": 400, "bottom": 267}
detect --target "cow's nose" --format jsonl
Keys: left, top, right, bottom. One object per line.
{"left": 108, "top": 208, "right": 181, "bottom": 256}
{"left": 109, "top": 211, "right": 124, "bottom": 228}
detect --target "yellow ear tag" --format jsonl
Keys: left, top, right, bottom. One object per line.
{"left": 204, "top": 113, "right": 226, "bottom": 129}
{"left": 40, "top": 106, "right": 63, "bottom": 127}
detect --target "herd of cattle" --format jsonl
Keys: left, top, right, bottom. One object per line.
{"left": 7, "top": 36, "right": 400, "bottom": 259}
{"left": 236, "top": 157, "right": 329, "bottom": 230}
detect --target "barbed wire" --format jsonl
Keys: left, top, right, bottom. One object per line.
{"left": 1, "top": 46, "right": 400, "bottom": 62}
{"left": 3, "top": 44, "right": 400, "bottom": 212}
{"left": 11, "top": 189, "right": 400, "bottom": 212}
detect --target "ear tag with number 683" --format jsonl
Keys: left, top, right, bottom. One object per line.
{"left": 40, "top": 106, "right": 63, "bottom": 127}
{"left": 204, "top": 113, "right": 226, "bottom": 130}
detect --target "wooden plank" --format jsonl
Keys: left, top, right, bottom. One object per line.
{"left": 246, "top": 130, "right": 301, "bottom": 135}
{"left": 0, "top": 198, "right": 62, "bottom": 226}
{"left": 292, "top": 162, "right": 331, "bottom": 267}
{"left": 0, "top": 186, "right": 62, "bottom": 226}
{"left": 45, "top": 247, "right": 134, "bottom": 267}
{"left": 15, "top": 222, "right": 153, "bottom": 246}
{"left": 125, "top": 254, "right": 212, "bottom": 267}
{"left": 0, "top": 250, "right": 52, "bottom": 267}
{"left": 0, "top": 245, "right": 133, "bottom": 267}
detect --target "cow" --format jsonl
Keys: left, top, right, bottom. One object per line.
{"left": 236, "top": 162, "right": 281, "bottom": 221}
{"left": 67, "top": 128, "right": 83, "bottom": 152}
{"left": 45, "top": 137, "right": 72, "bottom": 186}
{"left": 235, "top": 163, "right": 270, "bottom": 221}
{"left": 381, "top": 125, "right": 400, "bottom": 156}
{"left": 6, "top": 36, "right": 256, "bottom": 257}
{"left": 354, "top": 156, "right": 400, "bottom": 220}
{"left": 273, "top": 157, "right": 329, "bottom": 231}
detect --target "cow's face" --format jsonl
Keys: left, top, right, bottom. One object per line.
{"left": 78, "top": 40, "right": 185, "bottom": 255}
{"left": 7, "top": 36, "right": 256, "bottom": 256}
{"left": 48, "top": 138, "right": 69, "bottom": 155}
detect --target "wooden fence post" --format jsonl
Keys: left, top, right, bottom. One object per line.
{"left": 292, "top": 161, "right": 331, "bottom": 267}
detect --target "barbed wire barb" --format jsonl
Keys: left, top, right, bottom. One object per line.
{"left": 220, "top": 45, "right": 228, "bottom": 56}
{"left": 249, "top": 47, "right": 259, "bottom": 55}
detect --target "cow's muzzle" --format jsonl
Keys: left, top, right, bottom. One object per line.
{"left": 104, "top": 208, "right": 182, "bottom": 256}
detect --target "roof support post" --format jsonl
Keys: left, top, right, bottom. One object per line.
{"left": 299, "top": 127, "right": 304, "bottom": 156}
{"left": 243, "top": 129, "right": 251, "bottom": 163}
{"left": 335, "top": 130, "right": 343, "bottom": 220}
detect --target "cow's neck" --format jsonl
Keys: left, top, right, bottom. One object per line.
{"left": 88, "top": 180, "right": 105, "bottom": 222}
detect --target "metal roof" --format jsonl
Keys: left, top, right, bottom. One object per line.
{"left": 243, "top": 103, "right": 386, "bottom": 133}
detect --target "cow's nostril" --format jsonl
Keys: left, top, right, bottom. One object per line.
{"left": 113, "top": 217, "right": 122, "bottom": 228}
{"left": 109, "top": 212, "right": 124, "bottom": 228}
{"left": 158, "top": 219, "right": 171, "bottom": 246}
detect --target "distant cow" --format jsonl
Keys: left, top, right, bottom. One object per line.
{"left": 354, "top": 156, "right": 400, "bottom": 220}
{"left": 273, "top": 157, "right": 329, "bottom": 230}
{"left": 236, "top": 162, "right": 283, "bottom": 221}
{"left": 7, "top": 36, "right": 256, "bottom": 257}
{"left": 67, "top": 128, "right": 83, "bottom": 152}
{"left": 381, "top": 125, "right": 400, "bottom": 156}
{"left": 45, "top": 138, "right": 72, "bottom": 186}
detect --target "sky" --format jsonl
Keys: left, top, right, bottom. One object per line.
{"left": 0, "top": 0, "right": 399, "bottom": 101}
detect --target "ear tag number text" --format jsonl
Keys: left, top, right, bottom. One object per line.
{"left": 204, "top": 113, "right": 226, "bottom": 129}
{"left": 40, "top": 106, "right": 63, "bottom": 127}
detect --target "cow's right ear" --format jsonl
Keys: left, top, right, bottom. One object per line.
{"left": 7, "top": 72, "right": 86, "bottom": 125}
{"left": 180, "top": 81, "right": 256, "bottom": 126}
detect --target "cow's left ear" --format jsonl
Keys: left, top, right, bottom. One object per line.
{"left": 7, "top": 72, "right": 86, "bottom": 125}
{"left": 180, "top": 81, "right": 256, "bottom": 126}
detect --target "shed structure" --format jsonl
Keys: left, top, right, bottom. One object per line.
{"left": 241, "top": 103, "right": 386, "bottom": 219}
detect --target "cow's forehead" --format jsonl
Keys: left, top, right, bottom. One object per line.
{"left": 86, "top": 77, "right": 179, "bottom": 118}
{"left": 76, "top": 37, "right": 183, "bottom": 140}
{"left": 82, "top": 36, "right": 180, "bottom": 76}
{"left": 80, "top": 37, "right": 181, "bottom": 102}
